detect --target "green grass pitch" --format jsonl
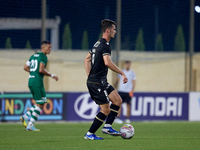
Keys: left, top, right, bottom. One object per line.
{"left": 0, "top": 121, "right": 200, "bottom": 150}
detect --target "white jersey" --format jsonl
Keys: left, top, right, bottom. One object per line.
{"left": 118, "top": 69, "right": 136, "bottom": 93}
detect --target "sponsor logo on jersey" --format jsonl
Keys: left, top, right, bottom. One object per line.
{"left": 29, "top": 75, "right": 35, "bottom": 78}
{"left": 34, "top": 54, "right": 39, "bottom": 57}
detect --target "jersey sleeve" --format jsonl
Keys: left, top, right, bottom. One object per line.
{"left": 26, "top": 61, "right": 30, "bottom": 66}
{"left": 26, "top": 56, "right": 33, "bottom": 66}
{"left": 40, "top": 54, "right": 47, "bottom": 66}
{"left": 26, "top": 56, "right": 31, "bottom": 66}
{"left": 89, "top": 49, "right": 92, "bottom": 54}
{"left": 102, "top": 44, "right": 111, "bottom": 56}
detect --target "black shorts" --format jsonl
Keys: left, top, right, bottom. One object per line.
{"left": 118, "top": 92, "right": 131, "bottom": 104}
{"left": 87, "top": 80, "right": 115, "bottom": 105}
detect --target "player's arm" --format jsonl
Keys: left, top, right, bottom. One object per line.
{"left": 132, "top": 80, "right": 136, "bottom": 92}
{"left": 129, "top": 79, "right": 136, "bottom": 97}
{"left": 24, "top": 64, "right": 30, "bottom": 72}
{"left": 103, "top": 55, "right": 128, "bottom": 83}
{"left": 39, "top": 63, "right": 58, "bottom": 81}
{"left": 114, "top": 76, "right": 120, "bottom": 89}
{"left": 84, "top": 52, "right": 91, "bottom": 76}
{"left": 24, "top": 61, "right": 30, "bottom": 72}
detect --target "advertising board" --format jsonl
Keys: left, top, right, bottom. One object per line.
{"left": 66, "top": 92, "right": 189, "bottom": 121}
{"left": 0, "top": 93, "right": 66, "bottom": 121}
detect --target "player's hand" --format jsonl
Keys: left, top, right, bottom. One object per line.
{"left": 122, "top": 74, "right": 128, "bottom": 84}
{"left": 129, "top": 91, "right": 133, "bottom": 97}
{"left": 51, "top": 74, "right": 58, "bottom": 81}
{"left": 53, "top": 76, "right": 58, "bottom": 81}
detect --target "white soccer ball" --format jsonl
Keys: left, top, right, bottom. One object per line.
{"left": 120, "top": 124, "right": 135, "bottom": 139}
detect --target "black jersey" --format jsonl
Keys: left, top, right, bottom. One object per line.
{"left": 88, "top": 38, "right": 111, "bottom": 82}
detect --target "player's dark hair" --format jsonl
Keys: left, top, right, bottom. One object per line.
{"left": 125, "top": 60, "right": 131, "bottom": 64}
{"left": 41, "top": 40, "right": 51, "bottom": 46}
{"left": 101, "top": 19, "right": 116, "bottom": 32}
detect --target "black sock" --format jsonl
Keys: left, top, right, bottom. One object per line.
{"left": 88, "top": 112, "right": 107, "bottom": 133}
{"left": 105, "top": 104, "right": 120, "bottom": 125}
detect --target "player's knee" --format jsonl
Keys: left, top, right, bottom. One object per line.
{"left": 119, "top": 98, "right": 123, "bottom": 105}
{"left": 37, "top": 104, "right": 44, "bottom": 109}
{"left": 101, "top": 108, "right": 110, "bottom": 116}
{"left": 104, "top": 109, "right": 110, "bottom": 116}
{"left": 114, "top": 98, "right": 122, "bottom": 106}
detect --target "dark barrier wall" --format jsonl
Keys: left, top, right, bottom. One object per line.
{"left": 0, "top": 92, "right": 188, "bottom": 121}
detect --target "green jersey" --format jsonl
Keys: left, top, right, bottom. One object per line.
{"left": 27, "top": 52, "right": 48, "bottom": 87}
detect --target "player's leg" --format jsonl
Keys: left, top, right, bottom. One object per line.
{"left": 20, "top": 105, "right": 35, "bottom": 128}
{"left": 106, "top": 90, "right": 122, "bottom": 124}
{"left": 27, "top": 103, "right": 44, "bottom": 131}
{"left": 24, "top": 105, "right": 36, "bottom": 118}
{"left": 114, "top": 107, "right": 123, "bottom": 124}
{"left": 84, "top": 104, "right": 109, "bottom": 140}
{"left": 20, "top": 86, "right": 35, "bottom": 128}
{"left": 84, "top": 82, "right": 109, "bottom": 140}
{"left": 27, "top": 86, "right": 46, "bottom": 131}
{"left": 125, "top": 103, "right": 131, "bottom": 123}
{"left": 124, "top": 93, "right": 132, "bottom": 123}
{"left": 102, "top": 89, "right": 122, "bottom": 136}
{"left": 114, "top": 92, "right": 124, "bottom": 124}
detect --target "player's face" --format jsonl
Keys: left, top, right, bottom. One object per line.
{"left": 43, "top": 44, "right": 52, "bottom": 55}
{"left": 125, "top": 62, "right": 131, "bottom": 70}
{"left": 109, "top": 25, "right": 116, "bottom": 38}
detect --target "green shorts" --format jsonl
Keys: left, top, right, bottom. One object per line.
{"left": 29, "top": 86, "right": 47, "bottom": 104}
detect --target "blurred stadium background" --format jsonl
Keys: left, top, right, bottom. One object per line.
{"left": 0, "top": 0, "right": 200, "bottom": 92}
{"left": 1, "top": 1, "right": 200, "bottom": 149}
{"left": 0, "top": 0, "right": 200, "bottom": 121}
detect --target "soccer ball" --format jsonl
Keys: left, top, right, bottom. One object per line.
{"left": 120, "top": 124, "right": 135, "bottom": 139}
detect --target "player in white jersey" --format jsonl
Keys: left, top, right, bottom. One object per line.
{"left": 115, "top": 61, "right": 136, "bottom": 123}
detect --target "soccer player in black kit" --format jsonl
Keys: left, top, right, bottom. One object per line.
{"left": 84, "top": 19, "right": 128, "bottom": 140}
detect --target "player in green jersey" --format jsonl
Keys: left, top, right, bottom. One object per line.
{"left": 20, "top": 41, "right": 58, "bottom": 131}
